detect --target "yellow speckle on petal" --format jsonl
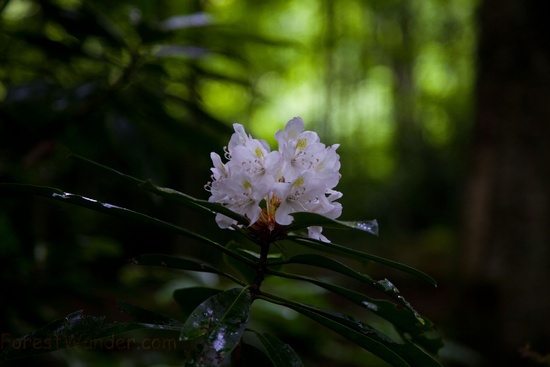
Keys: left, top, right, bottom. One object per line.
{"left": 296, "top": 138, "right": 307, "bottom": 150}
{"left": 243, "top": 180, "right": 252, "bottom": 189}
{"left": 294, "top": 177, "right": 304, "bottom": 187}
{"left": 254, "top": 147, "right": 264, "bottom": 158}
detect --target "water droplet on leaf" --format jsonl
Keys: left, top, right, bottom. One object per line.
{"left": 348, "top": 220, "right": 379, "bottom": 235}
{"left": 362, "top": 301, "right": 379, "bottom": 312}
{"left": 378, "top": 278, "right": 399, "bottom": 293}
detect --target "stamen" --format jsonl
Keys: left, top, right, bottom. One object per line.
{"left": 254, "top": 147, "right": 264, "bottom": 158}
{"left": 296, "top": 138, "right": 307, "bottom": 150}
{"left": 224, "top": 146, "right": 231, "bottom": 160}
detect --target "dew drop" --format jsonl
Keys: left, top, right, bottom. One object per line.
{"left": 349, "top": 220, "right": 379, "bottom": 235}
{"left": 378, "top": 278, "right": 399, "bottom": 293}
{"left": 362, "top": 301, "right": 379, "bottom": 312}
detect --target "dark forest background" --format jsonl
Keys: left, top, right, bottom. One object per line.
{"left": 1, "top": 0, "right": 549, "bottom": 366}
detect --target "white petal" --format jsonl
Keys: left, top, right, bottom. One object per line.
{"left": 274, "top": 201, "right": 294, "bottom": 225}
{"left": 308, "top": 226, "right": 330, "bottom": 242}
{"left": 284, "top": 116, "right": 304, "bottom": 139}
{"left": 210, "top": 152, "right": 228, "bottom": 180}
{"left": 215, "top": 213, "right": 236, "bottom": 229}
{"left": 228, "top": 123, "right": 249, "bottom": 151}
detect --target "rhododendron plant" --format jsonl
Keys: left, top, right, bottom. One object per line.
{"left": 1, "top": 117, "right": 443, "bottom": 367}
{"left": 206, "top": 117, "right": 342, "bottom": 242}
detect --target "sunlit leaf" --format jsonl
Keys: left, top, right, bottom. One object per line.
{"left": 181, "top": 288, "right": 252, "bottom": 366}
{"left": 133, "top": 253, "right": 246, "bottom": 286}
{"left": 287, "top": 235, "right": 437, "bottom": 286}
{"left": 250, "top": 330, "right": 304, "bottom": 367}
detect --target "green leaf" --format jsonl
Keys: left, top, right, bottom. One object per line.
{"left": 140, "top": 180, "right": 250, "bottom": 226}
{"left": 133, "top": 253, "right": 246, "bottom": 286}
{"left": 258, "top": 294, "right": 443, "bottom": 367}
{"left": 267, "top": 272, "right": 441, "bottom": 354}
{"left": 287, "top": 235, "right": 437, "bottom": 286}
{"left": 328, "top": 287, "right": 443, "bottom": 355}
{"left": 69, "top": 154, "right": 249, "bottom": 226}
{"left": 181, "top": 287, "right": 252, "bottom": 366}
{"left": 258, "top": 295, "right": 408, "bottom": 367}
{"left": 287, "top": 212, "right": 378, "bottom": 235}
{"left": 269, "top": 253, "right": 425, "bottom": 320}
{"left": 0, "top": 183, "right": 253, "bottom": 266}
{"left": 250, "top": 330, "right": 304, "bottom": 367}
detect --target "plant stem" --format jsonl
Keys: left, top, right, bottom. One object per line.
{"left": 250, "top": 242, "right": 270, "bottom": 295}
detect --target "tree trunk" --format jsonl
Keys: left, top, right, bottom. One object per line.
{"left": 460, "top": 0, "right": 550, "bottom": 364}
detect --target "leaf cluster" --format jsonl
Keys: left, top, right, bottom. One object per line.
{"left": 0, "top": 156, "right": 443, "bottom": 367}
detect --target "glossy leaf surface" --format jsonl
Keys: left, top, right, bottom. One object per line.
{"left": 181, "top": 288, "right": 252, "bottom": 366}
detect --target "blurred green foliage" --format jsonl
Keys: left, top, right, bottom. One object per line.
{"left": 0, "top": 0, "right": 477, "bottom": 366}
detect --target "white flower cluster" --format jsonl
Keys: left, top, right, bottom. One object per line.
{"left": 206, "top": 117, "right": 342, "bottom": 242}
